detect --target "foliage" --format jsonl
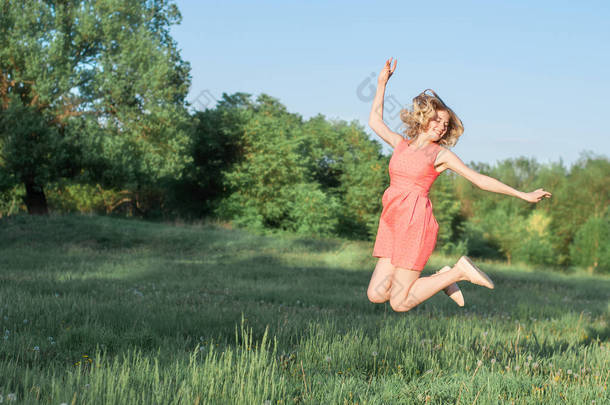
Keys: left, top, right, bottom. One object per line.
{"left": 547, "top": 153, "right": 610, "bottom": 266}
{"left": 215, "top": 95, "right": 309, "bottom": 230}
{"left": 0, "top": 0, "right": 192, "bottom": 214}
{"left": 429, "top": 171, "right": 465, "bottom": 254}
{"left": 0, "top": 184, "right": 25, "bottom": 217}
{"left": 513, "top": 211, "right": 556, "bottom": 267}
{"left": 201, "top": 93, "right": 389, "bottom": 238}
{"left": 569, "top": 207, "right": 610, "bottom": 274}
{"left": 45, "top": 182, "right": 127, "bottom": 215}
{"left": 1, "top": 2, "right": 608, "bottom": 272}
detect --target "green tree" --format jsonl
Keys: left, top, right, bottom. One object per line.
{"left": 210, "top": 94, "right": 390, "bottom": 238}
{"left": 475, "top": 204, "right": 529, "bottom": 265}
{"left": 214, "top": 94, "right": 327, "bottom": 232}
{"left": 166, "top": 92, "right": 252, "bottom": 218}
{"left": 429, "top": 170, "right": 466, "bottom": 255}
{"left": 549, "top": 153, "right": 610, "bottom": 265}
{"left": 298, "top": 116, "right": 388, "bottom": 239}
{"left": 0, "top": 0, "right": 191, "bottom": 215}
{"left": 570, "top": 207, "right": 610, "bottom": 274}
{"left": 514, "top": 211, "right": 556, "bottom": 267}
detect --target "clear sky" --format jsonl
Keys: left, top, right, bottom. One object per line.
{"left": 169, "top": 0, "right": 609, "bottom": 167}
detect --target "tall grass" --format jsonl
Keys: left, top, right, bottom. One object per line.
{"left": 0, "top": 214, "right": 608, "bottom": 404}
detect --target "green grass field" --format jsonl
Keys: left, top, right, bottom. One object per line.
{"left": 0, "top": 214, "right": 608, "bottom": 404}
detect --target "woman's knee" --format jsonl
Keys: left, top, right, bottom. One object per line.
{"left": 367, "top": 258, "right": 395, "bottom": 303}
{"left": 367, "top": 288, "right": 390, "bottom": 303}
{"left": 388, "top": 268, "right": 420, "bottom": 311}
{"left": 367, "top": 277, "right": 391, "bottom": 303}
{"left": 389, "top": 296, "right": 417, "bottom": 312}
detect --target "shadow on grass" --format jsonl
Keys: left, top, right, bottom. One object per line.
{"left": 1, "top": 214, "right": 609, "bottom": 355}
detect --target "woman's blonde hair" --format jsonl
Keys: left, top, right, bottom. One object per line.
{"left": 399, "top": 89, "right": 464, "bottom": 147}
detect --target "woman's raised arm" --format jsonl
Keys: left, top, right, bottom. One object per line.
{"left": 438, "top": 148, "right": 552, "bottom": 203}
{"left": 368, "top": 58, "right": 404, "bottom": 149}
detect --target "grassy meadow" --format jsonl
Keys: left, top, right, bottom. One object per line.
{"left": 0, "top": 214, "right": 608, "bottom": 404}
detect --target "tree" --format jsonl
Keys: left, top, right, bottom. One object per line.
{"left": 570, "top": 207, "right": 610, "bottom": 274}
{"left": 166, "top": 92, "right": 252, "bottom": 218}
{"left": 429, "top": 170, "right": 466, "bottom": 255}
{"left": 514, "top": 210, "right": 556, "bottom": 267}
{"left": 298, "top": 116, "right": 388, "bottom": 239}
{"left": 549, "top": 153, "right": 609, "bottom": 265}
{"left": 214, "top": 94, "right": 327, "bottom": 232}
{"left": 0, "top": 0, "right": 191, "bottom": 215}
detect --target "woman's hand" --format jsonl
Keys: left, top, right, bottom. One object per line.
{"left": 522, "top": 188, "right": 552, "bottom": 203}
{"left": 377, "top": 57, "right": 397, "bottom": 85}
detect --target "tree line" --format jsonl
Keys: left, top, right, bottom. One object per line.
{"left": 1, "top": 0, "right": 608, "bottom": 273}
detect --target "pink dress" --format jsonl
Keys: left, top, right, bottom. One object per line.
{"left": 372, "top": 137, "right": 443, "bottom": 271}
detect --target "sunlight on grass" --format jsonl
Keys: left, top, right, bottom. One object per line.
{"left": 0, "top": 214, "right": 608, "bottom": 404}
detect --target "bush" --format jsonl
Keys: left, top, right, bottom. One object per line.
{"left": 0, "top": 184, "right": 26, "bottom": 217}
{"left": 570, "top": 211, "right": 610, "bottom": 273}
{"left": 462, "top": 221, "right": 504, "bottom": 260}
{"left": 45, "top": 182, "right": 125, "bottom": 215}
{"left": 514, "top": 237, "right": 556, "bottom": 267}
{"left": 282, "top": 183, "right": 340, "bottom": 236}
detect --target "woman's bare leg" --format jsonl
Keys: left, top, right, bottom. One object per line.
{"left": 367, "top": 258, "right": 396, "bottom": 303}
{"left": 390, "top": 265, "right": 467, "bottom": 312}
{"left": 368, "top": 259, "right": 463, "bottom": 305}
{"left": 389, "top": 256, "right": 494, "bottom": 312}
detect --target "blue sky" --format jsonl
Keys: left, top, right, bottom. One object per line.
{"left": 170, "top": 0, "right": 609, "bottom": 167}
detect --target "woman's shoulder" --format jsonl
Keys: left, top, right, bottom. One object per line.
{"left": 435, "top": 142, "right": 452, "bottom": 155}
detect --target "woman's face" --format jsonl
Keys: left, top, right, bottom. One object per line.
{"left": 425, "top": 110, "right": 450, "bottom": 140}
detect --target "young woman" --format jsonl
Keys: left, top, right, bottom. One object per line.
{"left": 367, "top": 57, "right": 552, "bottom": 312}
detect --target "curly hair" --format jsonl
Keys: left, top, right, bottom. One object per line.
{"left": 399, "top": 89, "right": 464, "bottom": 147}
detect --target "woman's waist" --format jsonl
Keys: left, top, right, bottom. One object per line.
{"left": 386, "top": 181, "right": 431, "bottom": 197}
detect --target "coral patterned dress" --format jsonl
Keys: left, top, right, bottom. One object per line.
{"left": 372, "top": 137, "right": 444, "bottom": 271}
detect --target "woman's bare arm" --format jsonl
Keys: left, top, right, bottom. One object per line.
{"left": 368, "top": 58, "right": 403, "bottom": 149}
{"left": 438, "top": 148, "right": 552, "bottom": 203}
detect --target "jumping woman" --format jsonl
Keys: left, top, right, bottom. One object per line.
{"left": 367, "top": 57, "right": 552, "bottom": 312}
